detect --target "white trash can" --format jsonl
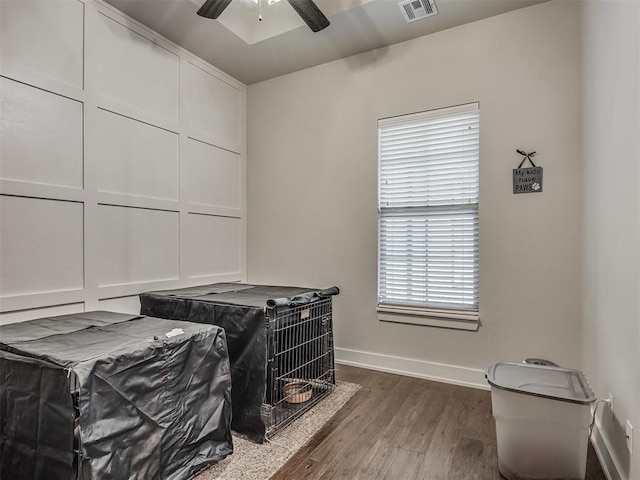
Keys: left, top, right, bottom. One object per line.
{"left": 486, "top": 362, "right": 596, "bottom": 480}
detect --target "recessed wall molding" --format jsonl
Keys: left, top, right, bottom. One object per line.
{"left": 96, "top": 195, "right": 180, "bottom": 212}
{"left": 94, "top": 99, "right": 180, "bottom": 135}
{"left": 0, "top": 181, "right": 85, "bottom": 203}
{"left": 0, "top": 72, "right": 86, "bottom": 104}
{"left": 0, "top": 290, "right": 87, "bottom": 313}
{"left": 0, "top": 303, "right": 85, "bottom": 327}
{"left": 96, "top": 273, "right": 243, "bottom": 299}
{"left": 186, "top": 205, "right": 243, "bottom": 219}
{"left": 187, "top": 128, "right": 244, "bottom": 156}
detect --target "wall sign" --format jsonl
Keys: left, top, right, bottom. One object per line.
{"left": 513, "top": 149, "right": 542, "bottom": 194}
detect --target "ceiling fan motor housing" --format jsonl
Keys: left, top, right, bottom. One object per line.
{"left": 197, "top": 0, "right": 330, "bottom": 32}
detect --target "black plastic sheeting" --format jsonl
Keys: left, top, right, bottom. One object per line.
{"left": 140, "top": 283, "right": 339, "bottom": 443}
{"left": 0, "top": 311, "right": 233, "bottom": 480}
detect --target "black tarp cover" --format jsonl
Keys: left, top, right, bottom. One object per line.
{"left": 0, "top": 311, "right": 233, "bottom": 480}
{"left": 139, "top": 283, "right": 339, "bottom": 443}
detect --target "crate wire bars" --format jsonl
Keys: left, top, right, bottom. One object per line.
{"left": 263, "top": 297, "right": 336, "bottom": 439}
{"left": 70, "top": 370, "right": 82, "bottom": 479}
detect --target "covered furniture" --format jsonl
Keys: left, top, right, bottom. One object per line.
{"left": 140, "top": 283, "right": 338, "bottom": 442}
{"left": 0, "top": 311, "right": 233, "bottom": 480}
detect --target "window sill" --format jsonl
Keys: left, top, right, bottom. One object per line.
{"left": 377, "top": 306, "right": 479, "bottom": 331}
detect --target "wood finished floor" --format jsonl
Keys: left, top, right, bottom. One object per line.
{"left": 271, "top": 365, "right": 606, "bottom": 480}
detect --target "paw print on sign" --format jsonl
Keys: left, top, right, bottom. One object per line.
{"left": 532, "top": 182, "right": 541, "bottom": 191}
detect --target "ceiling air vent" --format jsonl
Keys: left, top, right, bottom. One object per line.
{"left": 398, "top": 0, "right": 438, "bottom": 23}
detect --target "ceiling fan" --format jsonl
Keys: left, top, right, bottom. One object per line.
{"left": 196, "top": 0, "right": 330, "bottom": 32}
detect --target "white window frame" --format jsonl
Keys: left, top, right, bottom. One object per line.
{"left": 377, "top": 103, "right": 480, "bottom": 331}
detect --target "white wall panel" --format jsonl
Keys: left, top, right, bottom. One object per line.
{"left": 97, "top": 205, "right": 179, "bottom": 287}
{"left": 96, "top": 109, "right": 179, "bottom": 200}
{"left": 185, "top": 63, "right": 241, "bottom": 151}
{"left": 184, "top": 139, "right": 241, "bottom": 208}
{"left": 0, "top": 303, "right": 85, "bottom": 326}
{"left": 0, "top": 0, "right": 83, "bottom": 89}
{"left": 92, "top": 13, "right": 179, "bottom": 122}
{"left": 0, "top": 78, "right": 83, "bottom": 188}
{"left": 0, "top": 1, "right": 246, "bottom": 320}
{"left": 185, "top": 214, "right": 241, "bottom": 277}
{"left": 0, "top": 195, "right": 84, "bottom": 296}
{"left": 98, "top": 295, "right": 140, "bottom": 314}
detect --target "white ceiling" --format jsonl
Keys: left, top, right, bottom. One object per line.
{"left": 104, "top": 0, "right": 548, "bottom": 85}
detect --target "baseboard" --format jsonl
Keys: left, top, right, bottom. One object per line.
{"left": 591, "top": 420, "right": 624, "bottom": 480}
{"left": 334, "top": 347, "right": 489, "bottom": 390}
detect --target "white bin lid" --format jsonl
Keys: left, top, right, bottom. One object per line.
{"left": 486, "top": 362, "right": 596, "bottom": 404}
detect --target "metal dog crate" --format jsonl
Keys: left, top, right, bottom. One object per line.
{"left": 140, "top": 283, "right": 339, "bottom": 442}
{"left": 0, "top": 311, "right": 233, "bottom": 480}
{"left": 263, "top": 297, "right": 335, "bottom": 438}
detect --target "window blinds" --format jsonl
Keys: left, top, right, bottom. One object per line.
{"left": 377, "top": 103, "right": 479, "bottom": 314}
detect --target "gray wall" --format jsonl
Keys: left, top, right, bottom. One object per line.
{"left": 581, "top": 1, "right": 640, "bottom": 476}
{"left": 247, "top": 1, "right": 582, "bottom": 386}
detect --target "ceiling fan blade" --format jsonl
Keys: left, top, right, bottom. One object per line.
{"left": 197, "top": 0, "right": 233, "bottom": 19}
{"left": 286, "top": 0, "right": 330, "bottom": 32}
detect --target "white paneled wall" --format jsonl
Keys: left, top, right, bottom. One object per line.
{"left": 0, "top": 0, "right": 84, "bottom": 89}
{"left": 184, "top": 63, "right": 242, "bottom": 152}
{"left": 0, "top": 0, "right": 247, "bottom": 324}
{"left": 96, "top": 205, "right": 180, "bottom": 286}
{"left": 92, "top": 11, "right": 180, "bottom": 123}
{"left": 0, "top": 196, "right": 84, "bottom": 296}
{"left": 95, "top": 109, "right": 179, "bottom": 200}
{"left": 184, "top": 139, "right": 241, "bottom": 208}
{"left": 184, "top": 213, "right": 241, "bottom": 277}
{"left": 1, "top": 77, "right": 84, "bottom": 188}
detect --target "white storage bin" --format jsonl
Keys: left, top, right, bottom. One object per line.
{"left": 486, "top": 362, "right": 596, "bottom": 480}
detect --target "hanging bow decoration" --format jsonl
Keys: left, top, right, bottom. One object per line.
{"left": 516, "top": 149, "right": 538, "bottom": 168}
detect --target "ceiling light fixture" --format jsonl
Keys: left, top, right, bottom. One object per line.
{"left": 197, "top": 0, "right": 330, "bottom": 32}
{"left": 244, "top": 0, "right": 279, "bottom": 6}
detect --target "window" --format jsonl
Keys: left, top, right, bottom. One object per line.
{"left": 377, "top": 103, "right": 479, "bottom": 330}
